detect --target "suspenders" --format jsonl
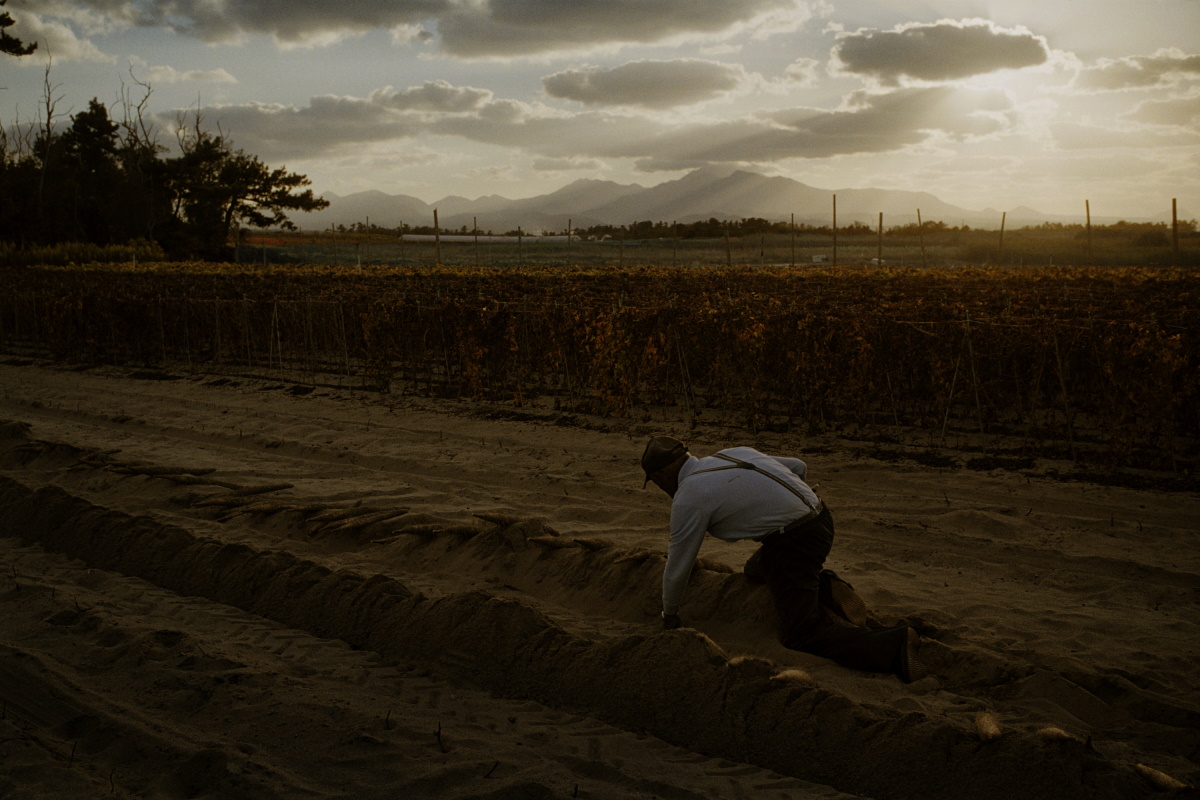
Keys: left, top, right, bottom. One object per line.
{"left": 691, "top": 453, "right": 819, "bottom": 511}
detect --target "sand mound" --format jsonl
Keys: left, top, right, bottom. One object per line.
{"left": 1, "top": 362, "right": 1198, "bottom": 799}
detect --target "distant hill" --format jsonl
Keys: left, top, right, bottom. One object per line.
{"left": 312, "top": 190, "right": 431, "bottom": 228}
{"left": 299, "top": 168, "right": 1153, "bottom": 233}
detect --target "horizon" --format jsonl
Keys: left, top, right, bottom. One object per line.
{"left": 309, "top": 168, "right": 1191, "bottom": 230}
{"left": 3, "top": 2, "right": 1197, "bottom": 219}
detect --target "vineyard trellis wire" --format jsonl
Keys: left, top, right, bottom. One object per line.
{"left": 1, "top": 262, "right": 1195, "bottom": 471}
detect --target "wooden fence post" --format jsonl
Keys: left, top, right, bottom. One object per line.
{"left": 832, "top": 194, "right": 838, "bottom": 267}
{"left": 941, "top": 342, "right": 963, "bottom": 441}
{"left": 917, "top": 209, "right": 927, "bottom": 268}
{"left": 243, "top": 297, "right": 253, "bottom": 368}
{"left": 434, "top": 209, "right": 442, "bottom": 265}
{"left": 1051, "top": 332, "right": 1078, "bottom": 462}
{"left": 1085, "top": 200, "right": 1092, "bottom": 266}
{"left": 790, "top": 213, "right": 795, "bottom": 267}
{"left": 998, "top": 211, "right": 1006, "bottom": 263}
{"left": 877, "top": 212, "right": 883, "bottom": 265}
{"left": 965, "top": 310, "right": 984, "bottom": 435}
{"left": 1173, "top": 198, "right": 1179, "bottom": 267}
{"left": 157, "top": 296, "right": 167, "bottom": 366}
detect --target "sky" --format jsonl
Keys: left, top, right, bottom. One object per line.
{"left": 2, "top": 0, "right": 1199, "bottom": 219}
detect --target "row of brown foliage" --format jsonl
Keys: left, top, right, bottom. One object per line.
{"left": 2, "top": 262, "right": 1195, "bottom": 470}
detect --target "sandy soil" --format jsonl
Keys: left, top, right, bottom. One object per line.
{"left": 0, "top": 361, "right": 1197, "bottom": 800}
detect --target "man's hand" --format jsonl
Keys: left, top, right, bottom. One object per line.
{"left": 661, "top": 612, "right": 682, "bottom": 630}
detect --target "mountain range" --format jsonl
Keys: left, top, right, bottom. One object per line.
{"left": 300, "top": 167, "right": 1168, "bottom": 234}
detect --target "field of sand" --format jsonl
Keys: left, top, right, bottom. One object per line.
{"left": 1, "top": 360, "right": 1197, "bottom": 799}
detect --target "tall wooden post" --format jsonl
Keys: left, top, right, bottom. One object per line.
{"left": 877, "top": 212, "right": 883, "bottom": 265}
{"left": 998, "top": 212, "right": 1006, "bottom": 263}
{"left": 917, "top": 209, "right": 927, "bottom": 268}
{"left": 434, "top": 209, "right": 442, "bottom": 265}
{"left": 832, "top": 194, "right": 838, "bottom": 266}
{"left": 1173, "top": 198, "right": 1180, "bottom": 266}
{"left": 790, "top": 213, "right": 795, "bottom": 267}
{"left": 1085, "top": 201, "right": 1092, "bottom": 266}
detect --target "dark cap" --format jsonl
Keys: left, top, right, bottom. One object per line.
{"left": 641, "top": 436, "right": 688, "bottom": 486}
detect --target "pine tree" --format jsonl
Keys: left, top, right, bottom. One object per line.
{"left": 1, "top": 0, "right": 36, "bottom": 57}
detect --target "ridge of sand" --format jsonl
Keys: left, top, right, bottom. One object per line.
{"left": 1, "top": 362, "right": 1198, "bottom": 799}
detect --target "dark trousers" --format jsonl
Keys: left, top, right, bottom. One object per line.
{"left": 759, "top": 507, "right": 907, "bottom": 673}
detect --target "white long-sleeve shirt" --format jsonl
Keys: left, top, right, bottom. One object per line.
{"left": 662, "top": 447, "right": 820, "bottom": 615}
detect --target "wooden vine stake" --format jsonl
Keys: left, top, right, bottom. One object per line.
{"left": 1173, "top": 198, "right": 1179, "bottom": 267}
{"left": 832, "top": 194, "right": 838, "bottom": 266}
{"left": 940, "top": 340, "right": 964, "bottom": 441}
{"left": 214, "top": 297, "right": 222, "bottom": 364}
{"left": 1051, "top": 332, "right": 1078, "bottom": 462}
{"left": 917, "top": 209, "right": 927, "bottom": 268}
{"left": 243, "top": 298, "right": 253, "bottom": 369}
{"left": 965, "top": 310, "right": 985, "bottom": 435}
{"left": 997, "top": 211, "right": 1006, "bottom": 263}
{"left": 269, "top": 300, "right": 280, "bottom": 371}
{"left": 877, "top": 212, "right": 883, "bottom": 265}
{"left": 158, "top": 296, "right": 167, "bottom": 365}
{"left": 1085, "top": 200, "right": 1093, "bottom": 266}
{"left": 790, "top": 213, "right": 795, "bottom": 267}
{"left": 433, "top": 209, "right": 443, "bottom": 265}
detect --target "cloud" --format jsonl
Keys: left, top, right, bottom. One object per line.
{"left": 26, "top": 0, "right": 812, "bottom": 55}
{"left": 5, "top": 11, "right": 114, "bottom": 64}
{"left": 531, "top": 156, "right": 606, "bottom": 171}
{"left": 141, "top": 65, "right": 238, "bottom": 85}
{"left": 436, "top": 0, "right": 811, "bottom": 58}
{"left": 41, "top": 0, "right": 447, "bottom": 47}
{"left": 436, "top": 85, "right": 1012, "bottom": 170}
{"left": 542, "top": 60, "right": 747, "bottom": 108}
{"left": 166, "top": 97, "right": 419, "bottom": 161}
{"left": 784, "top": 57, "right": 820, "bottom": 86}
{"left": 166, "top": 81, "right": 1017, "bottom": 173}
{"left": 1072, "top": 49, "right": 1200, "bottom": 92}
{"left": 622, "top": 86, "right": 1013, "bottom": 170}
{"left": 1125, "top": 91, "right": 1200, "bottom": 128}
{"left": 1051, "top": 122, "right": 1200, "bottom": 149}
{"left": 832, "top": 19, "right": 1049, "bottom": 86}
{"left": 370, "top": 81, "right": 493, "bottom": 112}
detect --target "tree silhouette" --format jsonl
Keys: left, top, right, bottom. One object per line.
{"left": 1, "top": 0, "right": 36, "bottom": 57}
{"left": 164, "top": 119, "right": 329, "bottom": 258}
{"left": 0, "top": 95, "right": 329, "bottom": 258}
